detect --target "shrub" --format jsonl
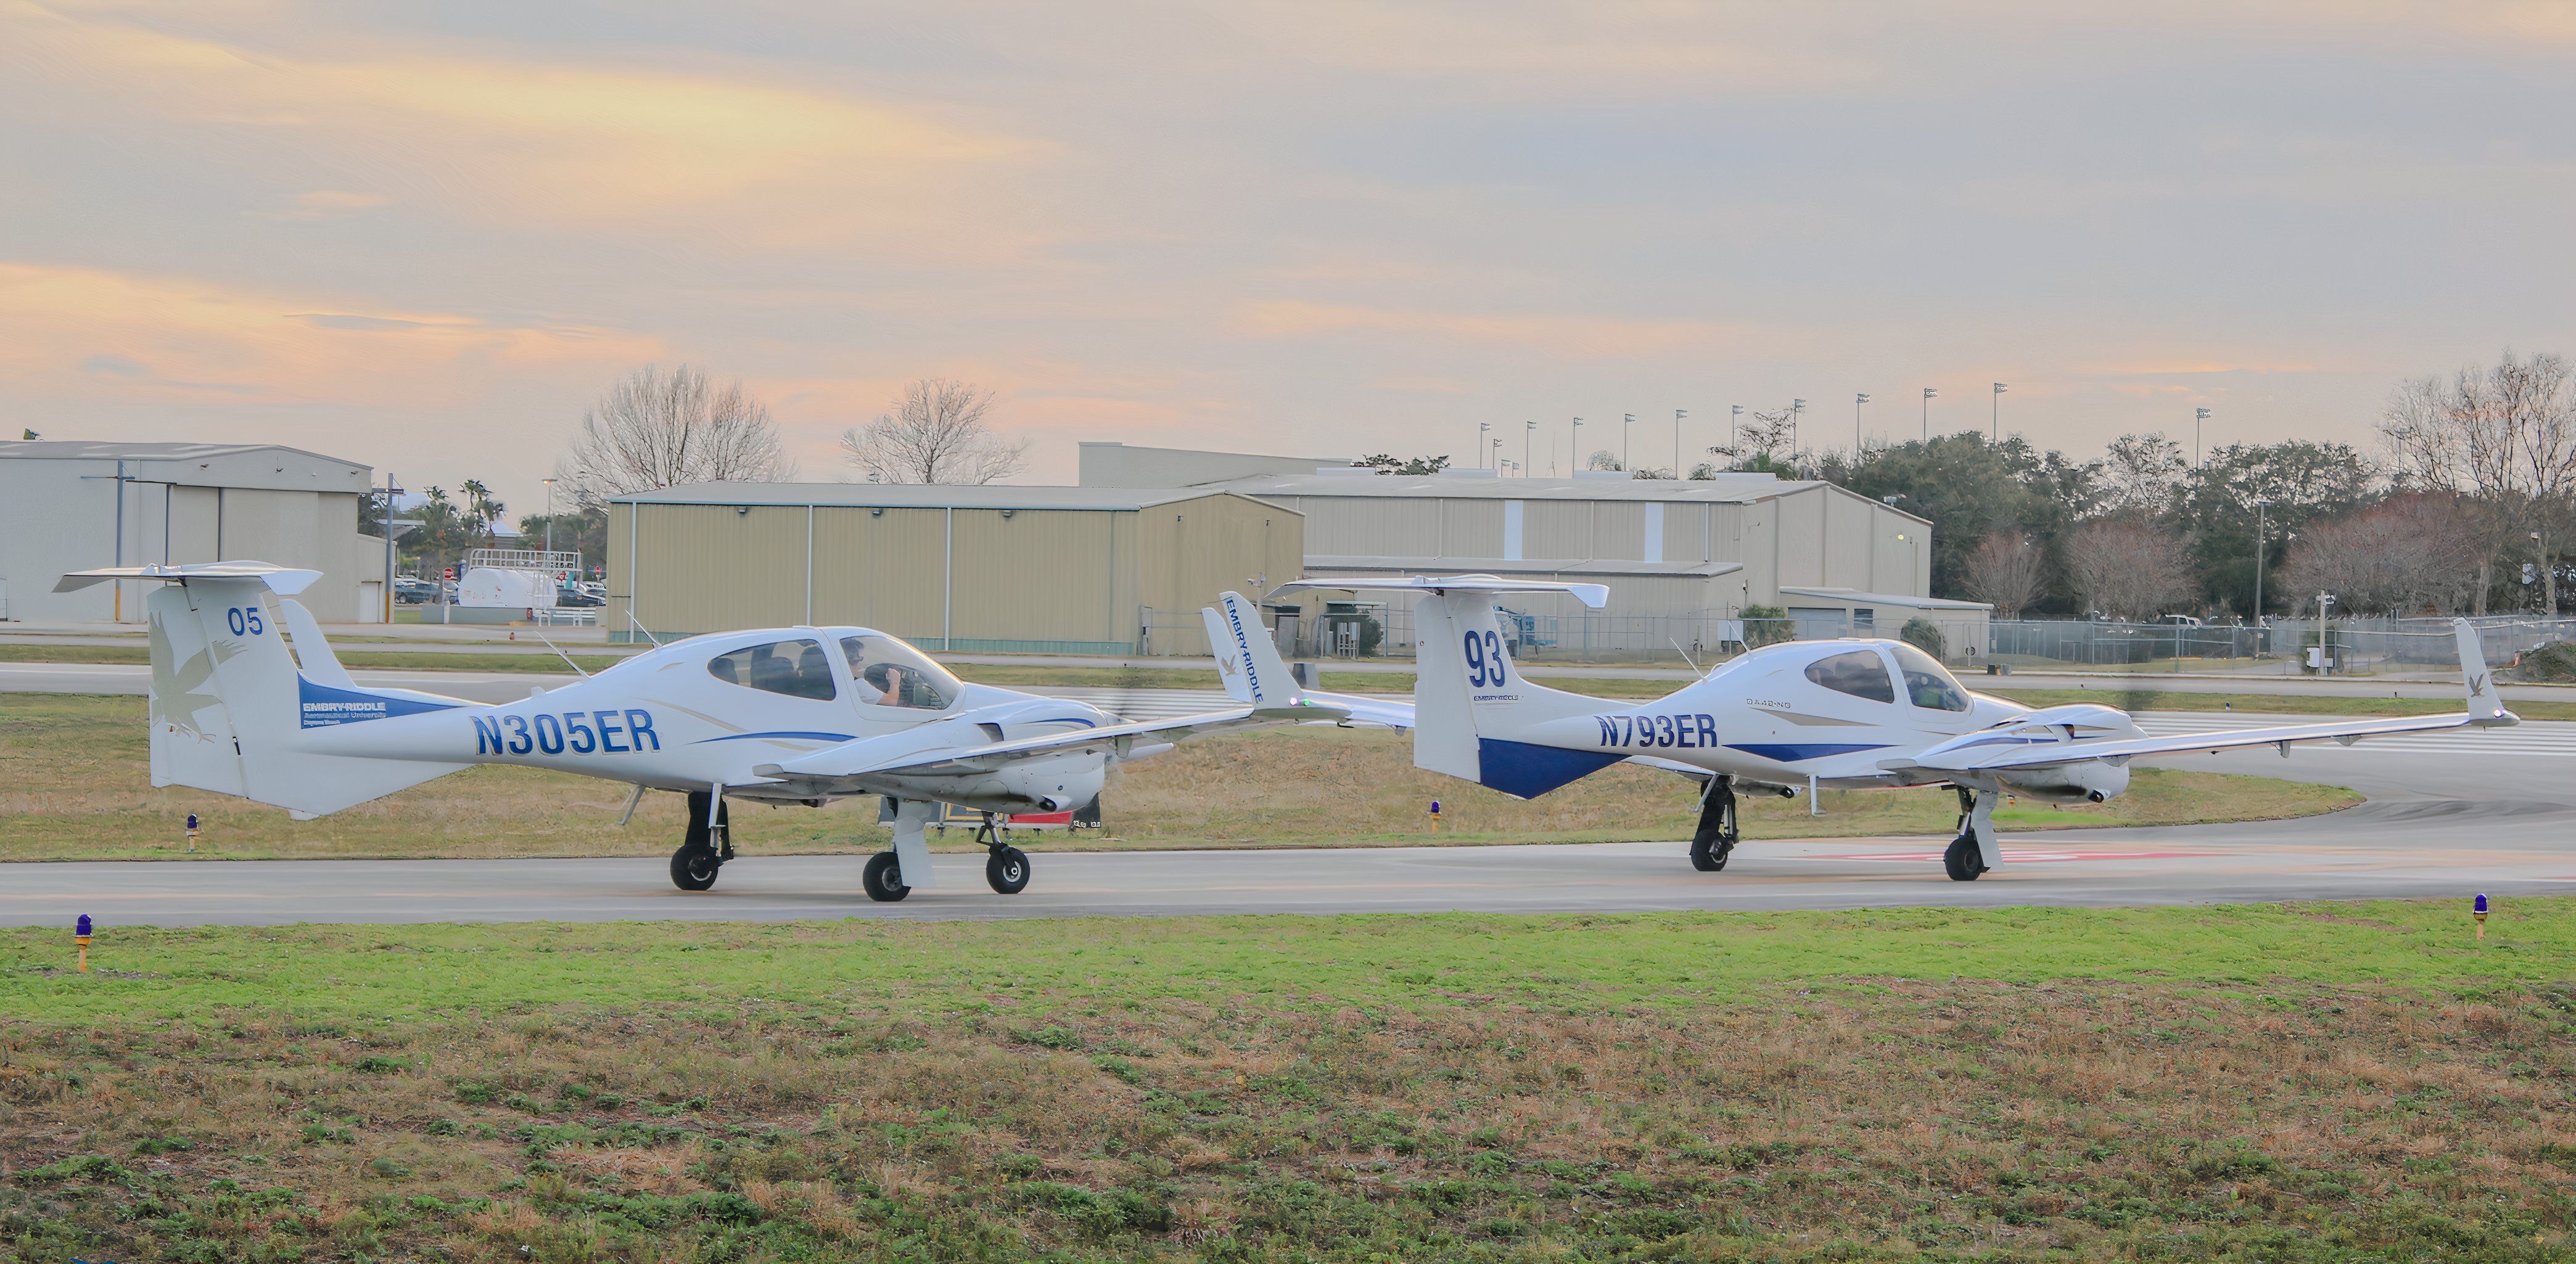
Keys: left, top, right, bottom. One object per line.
{"left": 1739, "top": 605, "right": 1792, "bottom": 647}
{"left": 1901, "top": 617, "right": 1948, "bottom": 659}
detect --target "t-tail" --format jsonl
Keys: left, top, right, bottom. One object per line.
{"left": 1202, "top": 592, "right": 1303, "bottom": 709}
{"left": 57, "top": 562, "right": 473, "bottom": 819}
{"left": 1270, "top": 575, "right": 1615, "bottom": 797}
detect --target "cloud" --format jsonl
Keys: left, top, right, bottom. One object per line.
{"left": 10, "top": 2, "right": 1040, "bottom": 248}
{"left": 257, "top": 190, "right": 392, "bottom": 221}
{"left": 1238, "top": 300, "right": 1802, "bottom": 359}
{"left": 0, "top": 262, "right": 661, "bottom": 407}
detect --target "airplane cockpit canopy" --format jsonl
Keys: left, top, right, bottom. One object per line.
{"left": 707, "top": 638, "right": 839, "bottom": 701}
{"left": 839, "top": 633, "right": 960, "bottom": 710}
{"left": 1889, "top": 642, "right": 1970, "bottom": 712}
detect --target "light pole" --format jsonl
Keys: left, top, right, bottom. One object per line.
{"left": 1491, "top": 436, "right": 1502, "bottom": 470}
{"left": 1922, "top": 387, "right": 1936, "bottom": 440}
{"left": 1622, "top": 412, "right": 1634, "bottom": 471}
{"left": 1570, "top": 417, "right": 1584, "bottom": 475}
{"left": 1476, "top": 422, "right": 1491, "bottom": 470}
{"left": 541, "top": 478, "right": 557, "bottom": 556}
{"left": 1991, "top": 382, "right": 2007, "bottom": 440}
{"left": 1790, "top": 398, "right": 1805, "bottom": 458}
{"left": 2195, "top": 407, "right": 2210, "bottom": 467}
{"left": 1524, "top": 418, "right": 1537, "bottom": 477}
{"left": 1673, "top": 409, "right": 1687, "bottom": 478}
{"left": 2252, "top": 496, "right": 2268, "bottom": 638}
{"left": 382, "top": 472, "right": 400, "bottom": 624}
{"left": 1855, "top": 392, "right": 1870, "bottom": 450}
{"left": 1730, "top": 404, "right": 1743, "bottom": 456}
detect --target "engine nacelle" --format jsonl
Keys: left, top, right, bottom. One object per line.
{"left": 895, "top": 754, "right": 1105, "bottom": 815}
{"left": 1996, "top": 760, "right": 2129, "bottom": 805}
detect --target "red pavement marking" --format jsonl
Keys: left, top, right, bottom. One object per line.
{"left": 1815, "top": 848, "right": 2198, "bottom": 863}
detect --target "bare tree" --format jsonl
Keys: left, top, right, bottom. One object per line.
{"left": 1708, "top": 406, "right": 1803, "bottom": 474}
{"left": 1960, "top": 531, "right": 2046, "bottom": 616}
{"left": 839, "top": 379, "right": 1027, "bottom": 485}
{"left": 2276, "top": 493, "right": 2483, "bottom": 615}
{"left": 2096, "top": 432, "right": 2188, "bottom": 515}
{"left": 2062, "top": 514, "right": 2195, "bottom": 620}
{"left": 559, "top": 364, "right": 795, "bottom": 510}
{"left": 2378, "top": 350, "right": 2576, "bottom": 498}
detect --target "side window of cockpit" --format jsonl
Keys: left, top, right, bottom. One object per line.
{"left": 706, "top": 639, "right": 837, "bottom": 701}
{"left": 1891, "top": 643, "right": 1971, "bottom": 712}
{"left": 1803, "top": 650, "right": 1895, "bottom": 703}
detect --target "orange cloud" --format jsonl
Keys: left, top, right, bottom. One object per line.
{"left": 0, "top": 261, "right": 662, "bottom": 408}
{"left": 10, "top": 2, "right": 1039, "bottom": 249}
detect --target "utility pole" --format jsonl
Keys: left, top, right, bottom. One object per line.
{"left": 382, "top": 472, "right": 401, "bottom": 623}
{"left": 1921, "top": 387, "right": 1936, "bottom": 440}
{"left": 1673, "top": 409, "right": 1686, "bottom": 478}
{"left": 1570, "top": 417, "right": 1584, "bottom": 475}
{"left": 1855, "top": 393, "right": 1870, "bottom": 450}
{"left": 2252, "top": 497, "right": 2268, "bottom": 646}
{"left": 1991, "top": 382, "right": 2007, "bottom": 440}
{"left": 2195, "top": 407, "right": 2210, "bottom": 467}
{"left": 2538, "top": 527, "right": 2557, "bottom": 615}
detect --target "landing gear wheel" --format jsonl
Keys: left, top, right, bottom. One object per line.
{"left": 986, "top": 845, "right": 1031, "bottom": 895}
{"left": 863, "top": 852, "right": 911, "bottom": 902}
{"left": 1689, "top": 834, "right": 1732, "bottom": 872}
{"left": 1689, "top": 777, "right": 1739, "bottom": 872}
{"left": 1943, "top": 834, "right": 1985, "bottom": 882}
{"left": 669, "top": 844, "right": 721, "bottom": 892}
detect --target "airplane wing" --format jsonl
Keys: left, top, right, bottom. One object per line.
{"left": 754, "top": 702, "right": 1348, "bottom": 785}
{"left": 1901, "top": 710, "right": 2501, "bottom": 773}
{"left": 1899, "top": 618, "right": 2514, "bottom": 774}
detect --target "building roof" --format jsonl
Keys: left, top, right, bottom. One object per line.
{"left": 0, "top": 440, "right": 368, "bottom": 471}
{"left": 612, "top": 482, "right": 1293, "bottom": 513}
{"left": 1205, "top": 472, "right": 1932, "bottom": 522}
{"left": 1777, "top": 586, "right": 1992, "bottom": 612}
{"left": 1307, "top": 555, "right": 1745, "bottom": 580}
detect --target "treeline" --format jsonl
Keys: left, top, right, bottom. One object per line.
{"left": 1803, "top": 351, "right": 2575, "bottom": 620}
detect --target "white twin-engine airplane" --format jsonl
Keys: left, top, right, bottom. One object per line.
{"left": 1273, "top": 575, "right": 2519, "bottom": 881}
{"left": 65, "top": 562, "right": 1362, "bottom": 903}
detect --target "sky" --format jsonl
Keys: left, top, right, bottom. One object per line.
{"left": 6, "top": 1, "right": 2575, "bottom": 519}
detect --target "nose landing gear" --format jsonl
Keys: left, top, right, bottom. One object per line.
{"left": 1689, "top": 776, "right": 1739, "bottom": 872}
{"left": 668, "top": 790, "right": 731, "bottom": 892}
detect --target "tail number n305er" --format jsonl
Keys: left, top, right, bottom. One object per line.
{"left": 474, "top": 710, "right": 661, "bottom": 757}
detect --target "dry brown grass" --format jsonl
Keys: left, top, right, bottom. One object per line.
{"left": 6, "top": 979, "right": 2571, "bottom": 1261}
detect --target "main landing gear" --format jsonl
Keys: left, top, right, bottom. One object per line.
{"left": 974, "top": 813, "right": 1031, "bottom": 895}
{"left": 1689, "top": 776, "right": 1739, "bottom": 872}
{"left": 668, "top": 790, "right": 731, "bottom": 892}
{"left": 1943, "top": 786, "right": 2001, "bottom": 882}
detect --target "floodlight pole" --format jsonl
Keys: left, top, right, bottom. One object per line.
{"left": 1622, "top": 412, "right": 1634, "bottom": 471}
{"left": 1524, "top": 419, "right": 1536, "bottom": 477}
{"left": 1477, "top": 422, "right": 1491, "bottom": 470}
{"left": 1922, "top": 387, "right": 1936, "bottom": 440}
{"left": 1855, "top": 392, "right": 1870, "bottom": 450}
{"left": 1673, "top": 408, "right": 1686, "bottom": 477}
{"left": 1992, "top": 382, "right": 2007, "bottom": 440}
{"left": 383, "top": 472, "right": 400, "bottom": 623}
{"left": 1570, "top": 417, "right": 1583, "bottom": 475}
{"left": 2195, "top": 407, "right": 2210, "bottom": 467}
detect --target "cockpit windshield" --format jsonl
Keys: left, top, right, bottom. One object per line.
{"left": 1890, "top": 642, "right": 1970, "bottom": 712}
{"left": 839, "top": 634, "right": 961, "bottom": 710}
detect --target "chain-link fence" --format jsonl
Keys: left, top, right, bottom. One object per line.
{"left": 1987, "top": 615, "right": 2576, "bottom": 676}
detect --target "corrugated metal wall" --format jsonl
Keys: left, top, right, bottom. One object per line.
{"left": 627, "top": 504, "right": 810, "bottom": 632}
{"left": 1132, "top": 495, "right": 1304, "bottom": 654}
{"left": 949, "top": 508, "right": 1130, "bottom": 647}
{"left": 812, "top": 507, "right": 949, "bottom": 641}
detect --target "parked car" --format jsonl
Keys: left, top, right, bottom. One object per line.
{"left": 392, "top": 576, "right": 438, "bottom": 604}
{"left": 2152, "top": 614, "right": 2203, "bottom": 627}
{"left": 556, "top": 581, "right": 605, "bottom": 607}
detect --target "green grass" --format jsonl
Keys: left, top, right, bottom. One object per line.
{"left": 3, "top": 903, "right": 2573, "bottom": 1262}
{"left": 0, "top": 696, "right": 2357, "bottom": 861}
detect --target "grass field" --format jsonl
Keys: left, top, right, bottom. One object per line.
{"left": 2, "top": 901, "right": 2572, "bottom": 1262}
{"left": 0, "top": 695, "right": 2357, "bottom": 861}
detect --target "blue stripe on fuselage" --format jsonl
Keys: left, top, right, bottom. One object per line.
{"left": 1723, "top": 742, "right": 1895, "bottom": 763}
{"left": 1476, "top": 738, "right": 1625, "bottom": 799}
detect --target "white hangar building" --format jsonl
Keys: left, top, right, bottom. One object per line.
{"left": 1080, "top": 441, "right": 1990, "bottom": 657}
{"left": 0, "top": 441, "right": 390, "bottom": 624}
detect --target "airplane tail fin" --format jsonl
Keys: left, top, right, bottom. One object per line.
{"left": 128, "top": 568, "right": 470, "bottom": 818}
{"left": 1407, "top": 591, "right": 1620, "bottom": 797}
{"left": 2455, "top": 618, "right": 2515, "bottom": 726}
{"left": 1203, "top": 591, "right": 1304, "bottom": 708}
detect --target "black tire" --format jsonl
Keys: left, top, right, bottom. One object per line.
{"left": 863, "top": 852, "right": 910, "bottom": 903}
{"left": 1688, "top": 835, "right": 1729, "bottom": 872}
{"left": 669, "top": 844, "right": 720, "bottom": 892}
{"left": 1943, "top": 834, "right": 1984, "bottom": 883}
{"left": 986, "top": 846, "right": 1031, "bottom": 895}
